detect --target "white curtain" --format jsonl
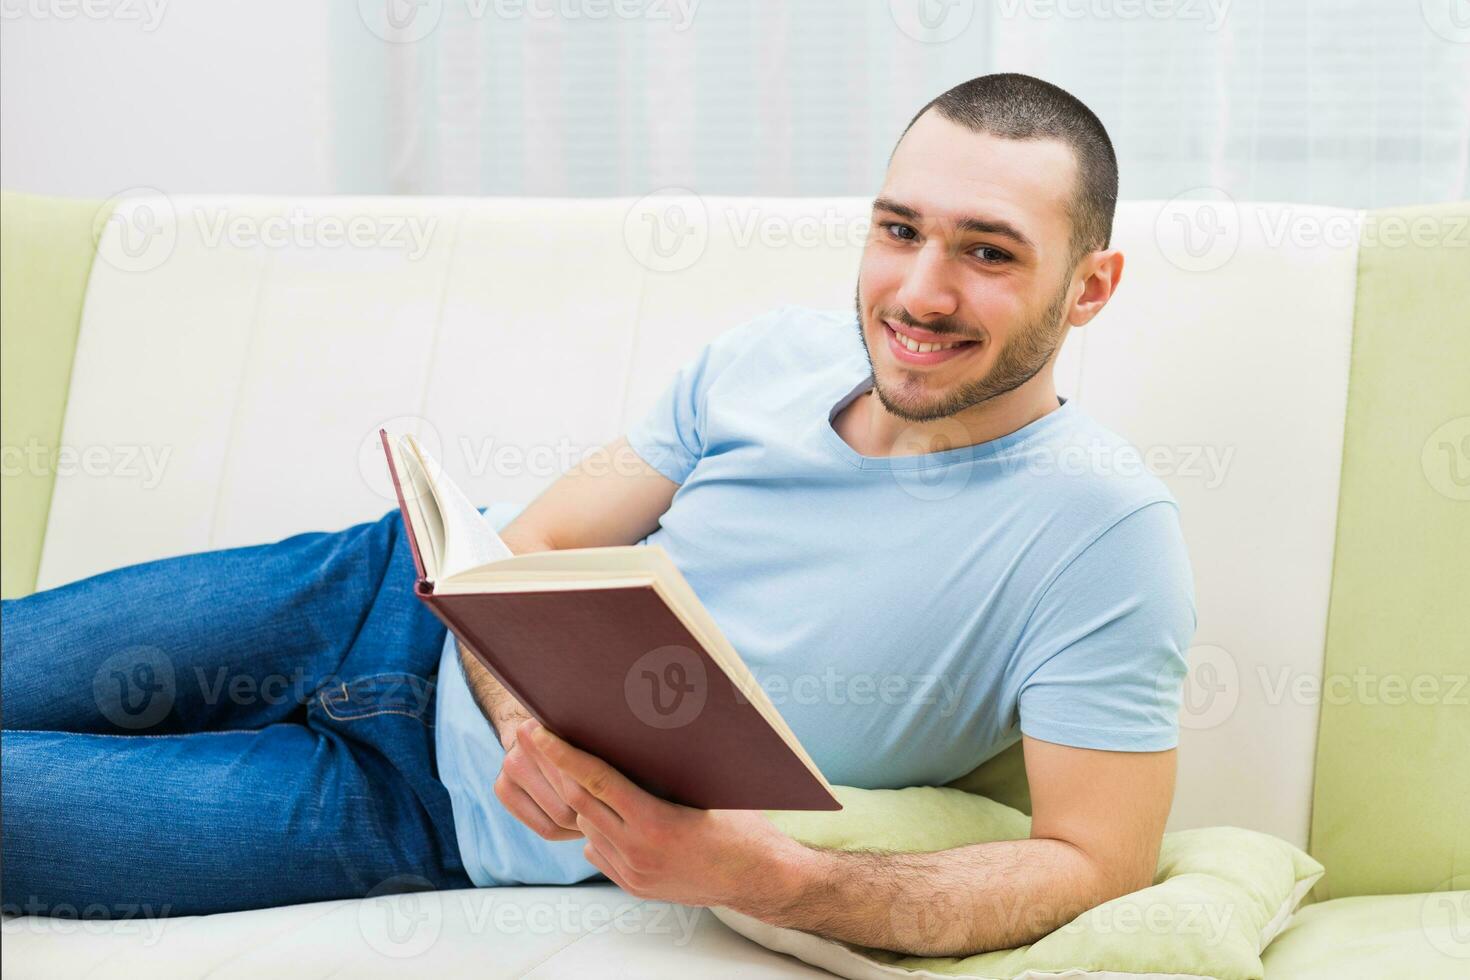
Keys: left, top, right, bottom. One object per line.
{"left": 331, "top": 0, "right": 1470, "bottom": 208}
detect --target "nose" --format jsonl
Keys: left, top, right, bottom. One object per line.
{"left": 894, "top": 239, "right": 959, "bottom": 322}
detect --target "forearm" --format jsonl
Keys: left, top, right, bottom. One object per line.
{"left": 757, "top": 836, "right": 1119, "bottom": 958}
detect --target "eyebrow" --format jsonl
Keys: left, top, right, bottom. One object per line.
{"left": 871, "top": 197, "right": 1037, "bottom": 253}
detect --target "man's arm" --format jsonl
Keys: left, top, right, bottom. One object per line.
{"left": 759, "top": 737, "right": 1175, "bottom": 957}
{"left": 520, "top": 721, "right": 1175, "bottom": 956}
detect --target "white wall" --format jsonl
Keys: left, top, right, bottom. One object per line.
{"left": 3, "top": 2, "right": 1465, "bottom": 205}
{"left": 0, "top": 1, "right": 334, "bottom": 198}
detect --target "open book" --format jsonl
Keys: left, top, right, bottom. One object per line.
{"left": 380, "top": 429, "right": 841, "bottom": 811}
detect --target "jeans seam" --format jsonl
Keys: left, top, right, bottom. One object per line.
{"left": 315, "top": 689, "right": 432, "bottom": 724}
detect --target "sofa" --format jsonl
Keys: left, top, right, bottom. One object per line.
{"left": 1, "top": 191, "right": 1465, "bottom": 977}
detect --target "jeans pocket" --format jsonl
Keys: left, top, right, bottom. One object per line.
{"left": 315, "top": 672, "right": 436, "bottom": 724}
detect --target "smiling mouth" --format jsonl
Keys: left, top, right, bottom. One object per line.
{"left": 882, "top": 319, "right": 979, "bottom": 364}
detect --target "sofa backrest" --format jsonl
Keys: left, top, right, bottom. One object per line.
{"left": 3, "top": 192, "right": 1465, "bottom": 898}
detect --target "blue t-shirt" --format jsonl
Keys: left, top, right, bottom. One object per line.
{"left": 433, "top": 305, "right": 1196, "bottom": 887}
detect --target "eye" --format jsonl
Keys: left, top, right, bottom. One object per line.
{"left": 884, "top": 222, "right": 918, "bottom": 242}
{"left": 972, "top": 245, "right": 1011, "bottom": 264}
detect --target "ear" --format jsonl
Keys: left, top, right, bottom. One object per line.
{"left": 1067, "top": 248, "right": 1124, "bottom": 329}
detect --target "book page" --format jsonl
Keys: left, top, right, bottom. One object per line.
{"left": 390, "top": 434, "right": 444, "bottom": 580}
{"left": 402, "top": 434, "right": 513, "bottom": 578}
{"left": 402, "top": 434, "right": 511, "bottom": 577}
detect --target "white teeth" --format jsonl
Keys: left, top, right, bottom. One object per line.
{"left": 891, "top": 325, "right": 964, "bottom": 354}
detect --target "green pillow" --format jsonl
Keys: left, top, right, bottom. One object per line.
{"left": 712, "top": 785, "right": 1323, "bottom": 980}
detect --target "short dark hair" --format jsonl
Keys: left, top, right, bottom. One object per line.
{"left": 893, "top": 73, "right": 1118, "bottom": 267}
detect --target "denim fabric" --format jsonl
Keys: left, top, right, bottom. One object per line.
{"left": 0, "top": 509, "right": 473, "bottom": 917}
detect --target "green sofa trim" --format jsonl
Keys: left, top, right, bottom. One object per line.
{"left": 0, "top": 192, "right": 111, "bottom": 599}
{"left": 1308, "top": 201, "right": 1470, "bottom": 899}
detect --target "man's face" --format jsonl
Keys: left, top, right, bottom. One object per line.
{"left": 856, "top": 111, "right": 1082, "bottom": 423}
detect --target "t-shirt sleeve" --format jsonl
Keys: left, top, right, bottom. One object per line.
{"left": 1013, "top": 500, "right": 1198, "bottom": 752}
{"left": 624, "top": 307, "right": 787, "bottom": 484}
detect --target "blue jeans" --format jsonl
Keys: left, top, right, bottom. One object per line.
{"left": 0, "top": 509, "right": 473, "bottom": 917}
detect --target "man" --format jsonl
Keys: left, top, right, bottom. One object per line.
{"left": 1, "top": 73, "right": 1194, "bottom": 958}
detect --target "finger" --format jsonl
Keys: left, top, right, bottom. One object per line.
{"left": 495, "top": 773, "right": 583, "bottom": 841}
{"left": 514, "top": 718, "right": 583, "bottom": 809}
{"left": 504, "top": 745, "right": 581, "bottom": 832}
{"left": 520, "top": 725, "right": 625, "bottom": 834}
{"left": 577, "top": 812, "right": 628, "bottom": 868}
{"left": 524, "top": 721, "right": 650, "bottom": 823}
{"left": 582, "top": 837, "right": 634, "bottom": 893}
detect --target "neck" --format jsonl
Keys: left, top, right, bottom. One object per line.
{"left": 854, "top": 371, "right": 1062, "bottom": 458}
